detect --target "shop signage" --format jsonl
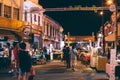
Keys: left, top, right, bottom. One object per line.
{"left": 110, "top": 49, "right": 116, "bottom": 80}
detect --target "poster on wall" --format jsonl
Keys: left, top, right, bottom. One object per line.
{"left": 110, "top": 49, "right": 116, "bottom": 80}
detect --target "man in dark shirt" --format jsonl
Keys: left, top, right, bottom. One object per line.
{"left": 63, "top": 46, "right": 70, "bottom": 69}
{"left": 18, "top": 42, "right": 32, "bottom": 80}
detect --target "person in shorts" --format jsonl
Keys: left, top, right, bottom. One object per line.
{"left": 28, "top": 66, "right": 35, "bottom": 80}
{"left": 18, "top": 42, "right": 32, "bottom": 80}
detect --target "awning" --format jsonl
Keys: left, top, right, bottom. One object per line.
{"left": 14, "top": 32, "right": 30, "bottom": 40}
{"left": 0, "top": 29, "right": 13, "bottom": 35}
{"left": 105, "top": 33, "right": 115, "bottom": 41}
{"left": 0, "top": 29, "right": 29, "bottom": 41}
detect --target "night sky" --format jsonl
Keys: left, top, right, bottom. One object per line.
{"left": 39, "top": 0, "right": 113, "bottom": 36}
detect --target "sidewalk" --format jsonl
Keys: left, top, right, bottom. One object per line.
{"left": 0, "top": 60, "right": 109, "bottom": 80}
{"left": 46, "top": 60, "right": 109, "bottom": 80}
{"left": 65, "top": 60, "right": 109, "bottom": 80}
{"left": 0, "top": 68, "right": 9, "bottom": 73}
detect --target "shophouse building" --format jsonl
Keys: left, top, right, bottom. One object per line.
{"left": 0, "top": 0, "right": 27, "bottom": 47}
{"left": 0, "top": 0, "right": 64, "bottom": 50}
{"left": 42, "top": 15, "right": 64, "bottom": 51}
{"left": 24, "top": 0, "right": 64, "bottom": 50}
{"left": 23, "top": 0, "right": 43, "bottom": 49}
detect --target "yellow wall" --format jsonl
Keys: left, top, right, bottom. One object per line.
{"left": 0, "top": 16, "right": 23, "bottom": 31}
{"left": 0, "top": 0, "right": 22, "bottom": 8}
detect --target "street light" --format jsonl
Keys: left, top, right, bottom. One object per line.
{"left": 106, "top": 0, "right": 114, "bottom": 6}
{"left": 100, "top": 11, "right": 104, "bottom": 15}
{"left": 100, "top": 0, "right": 106, "bottom": 55}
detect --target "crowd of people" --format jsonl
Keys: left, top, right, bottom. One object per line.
{"left": 0, "top": 41, "right": 35, "bottom": 80}
{"left": 62, "top": 45, "right": 78, "bottom": 71}
{"left": 62, "top": 44, "right": 91, "bottom": 71}
{"left": 0, "top": 41, "right": 91, "bottom": 78}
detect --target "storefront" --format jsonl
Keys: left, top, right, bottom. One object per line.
{"left": 0, "top": 17, "right": 30, "bottom": 42}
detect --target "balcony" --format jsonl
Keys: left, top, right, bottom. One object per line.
{"left": 0, "top": 16, "right": 23, "bottom": 32}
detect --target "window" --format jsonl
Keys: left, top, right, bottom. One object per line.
{"left": 24, "top": 11, "right": 27, "bottom": 21}
{"left": 47, "top": 25, "right": 49, "bottom": 36}
{"left": 50, "top": 26, "right": 52, "bottom": 37}
{"left": 53, "top": 28, "right": 54, "bottom": 37}
{"left": 43, "top": 21, "right": 45, "bottom": 32}
{"left": 30, "top": 13, "right": 32, "bottom": 23}
{"left": 38, "top": 16, "right": 40, "bottom": 25}
{"left": 4, "top": 5, "right": 11, "bottom": 18}
{"left": 34, "top": 14, "right": 36, "bottom": 22}
{"left": 13, "top": 8, "right": 19, "bottom": 20}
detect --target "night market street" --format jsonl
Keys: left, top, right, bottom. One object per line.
{"left": 0, "top": 60, "right": 109, "bottom": 80}
{"left": 0, "top": 0, "right": 120, "bottom": 80}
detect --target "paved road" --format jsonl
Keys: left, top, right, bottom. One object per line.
{"left": 0, "top": 60, "right": 109, "bottom": 80}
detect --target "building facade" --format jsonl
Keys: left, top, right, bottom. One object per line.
{"left": 42, "top": 15, "right": 63, "bottom": 51}
{"left": 23, "top": 0, "right": 43, "bottom": 49}
{"left": 0, "top": 0, "right": 64, "bottom": 50}
{"left": 24, "top": 0, "right": 64, "bottom": 50}
{"left": 0, "top": 0, "right": 26, "bottom": 44}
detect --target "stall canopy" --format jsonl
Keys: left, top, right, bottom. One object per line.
{"left": 0, "top": 29, "right": 29, "bottom": 41}
{"left": 105, "top": 33, "right": 115, "bottom": 41}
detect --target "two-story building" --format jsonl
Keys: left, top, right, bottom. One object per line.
{"left": 0, "top": 0, "right": 29, "bottom": 48}
{"left": 24, "top": 0, "right": 64, "bottom": 50}
{"left": 0, "top": 0, "right": 64, "bottom": 51}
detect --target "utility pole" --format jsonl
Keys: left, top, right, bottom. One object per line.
{"left": 67, "top": 32, "right": 70, "bottom": 47}
{"left": 115, "top": 0, "right": 118, "bottom": 55}
{"left": 101, "top": 0, "right": 106, "bottom": 55}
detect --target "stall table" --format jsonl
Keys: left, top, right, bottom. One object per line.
{"left": 95, "top": 56, "right": 108, "bottom": 71}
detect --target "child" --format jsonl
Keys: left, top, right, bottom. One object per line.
{"left": 28, "top": 66, "right": 35, "bottom": 80}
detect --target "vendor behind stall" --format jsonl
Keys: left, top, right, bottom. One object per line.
{"left": 117, "top": 40, "right": 120, "bottom": 55}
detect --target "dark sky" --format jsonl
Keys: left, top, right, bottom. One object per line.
{"left": 39, "top": 0, "right": 112, "bottom": 36}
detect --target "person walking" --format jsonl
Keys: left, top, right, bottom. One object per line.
{"left": 8, "top": 42, "right": 19, "bottom": 75}
{"left": 6, "top": 42, "right": 12, "bottom": 68}
{"left": 70, "top": 46, "right": 78, "bottom": 71}
{"left": 18, "top": 42, "right": 32, "bottom": 80}
{"left": 43, "top": 47, "right": 47, "bottom": 59}
{"left": 28, "top": 65, "right": 35, "bottom": 80}
{"left": 63, "top": 46, "right": 70, "bottom": 69}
